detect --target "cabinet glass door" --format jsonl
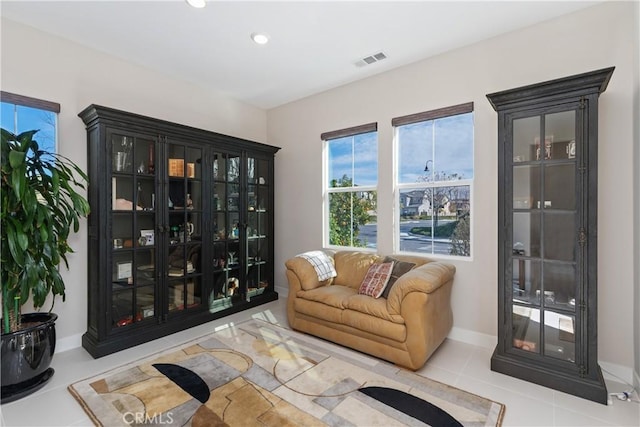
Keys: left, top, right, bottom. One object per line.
{"left": 110, "top": 132, "right": 157, "bottom": 329}
{"left": 510, "top": 109, "right": 578, "bottom": 363}
{"left": 209, "top": 152, "right": 242, "bottom": 313}
{"left": 166, "top": 142, "right": 203, "bottom": 314}
{"left": 246, "top": 157, "right": 271, "bottom": 299}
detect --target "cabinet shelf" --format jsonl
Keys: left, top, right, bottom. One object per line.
{"left": 167, "top": 272, "right": 199, "bottom": 278}
{"left": 513, "top": 298, "right": 577, "bottom": 313}
{"left": 212, "top": 266, "right": 239, "bottom": 273}
{"left": 112, "top": 279, "right": 156, "bottom": 288}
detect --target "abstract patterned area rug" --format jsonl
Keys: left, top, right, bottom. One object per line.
{"left": 69, "top": 320, "right": 505, "bottom": 426}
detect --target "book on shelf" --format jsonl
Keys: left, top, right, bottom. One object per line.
{"left": 168, "top": 262, "right": 195, "bottom": 277}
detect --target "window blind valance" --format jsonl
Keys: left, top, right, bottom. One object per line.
{"left": 321, "top": 122, "right": 377, "bottom": 141}
{"left": 392, "top": 102, "right": 473, "bottom": 127}
{"left": 0, "top": 91, "right": 60, "bottom": 113}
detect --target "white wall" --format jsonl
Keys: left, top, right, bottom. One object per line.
{"left": 633, "top": 0, "right": 640, "bottom": 390}
{"left": 268, "top": 1, "right": 637, "bottom": 374}
{"left": 1, "top": 18, "right": 268, "bottom": 350}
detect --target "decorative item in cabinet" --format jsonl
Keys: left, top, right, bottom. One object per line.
{"left": 534, "top": 135, "right": 553, "bottom": 160}
{"left": 138, "top": 229, "right": 154, "bottom": 246}
{"left": 168, "top": 158, "right": 183, "bottom": 177}
{"left": 566, "top": 140, "right": 576, "bottom": 159}
{"left": 116, "top": 262, "right": 132, "bottom": 281}
{"left": 168, "top": 158, "right": 195, "bottom": 178}
{"left": 113, "top": 136, "right": 133, "bottom": 172}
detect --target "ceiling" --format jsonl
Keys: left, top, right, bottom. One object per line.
{"left": 1, "top": 1, "right": 601, "bottom": 110}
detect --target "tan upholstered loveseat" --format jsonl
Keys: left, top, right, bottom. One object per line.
{"left": 285, "top": 250, "right": 456, "bottom": 370}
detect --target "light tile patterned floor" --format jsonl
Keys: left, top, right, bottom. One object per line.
{"left": 1, "top": 298, "right": 638, "bottom": 426}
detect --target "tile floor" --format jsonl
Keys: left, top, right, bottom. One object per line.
{"left": 1, "top": 298, "right": 638, "bottom": 426}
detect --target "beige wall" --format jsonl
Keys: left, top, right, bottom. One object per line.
{"left": 0, "top": 18, "right": 267, "bottom": 350}
{"left": 268, "top": 1, "right": 637, "bottom": 374}
{"left": 634, "top": 0, "right": 640, "bottom": 389}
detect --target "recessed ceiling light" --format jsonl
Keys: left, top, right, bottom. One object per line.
{"left": 186, "top": 0, "right": 206, "bottom": 8}
{"left": 251, "top": 32, "right": 270, "bottom": 45}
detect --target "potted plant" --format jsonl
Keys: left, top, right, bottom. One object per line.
{"left": 1, "top": 128, "right": 89, "bottom": 403}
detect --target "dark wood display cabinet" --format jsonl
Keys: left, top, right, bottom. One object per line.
{"left": 487, "top": 67, "right": 614, "bottom": 404}
{"left": 79, "top": 105, "right": 279, "bottom": 358}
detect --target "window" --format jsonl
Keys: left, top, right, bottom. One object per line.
{"left": 1, "top": 91, "right": 59, "bottom": 154}
{"left": 322, "top": 123, "right": 378, "bottom": 249}
{"left": 394, "top": 102, "right": 474, "bottom": 257}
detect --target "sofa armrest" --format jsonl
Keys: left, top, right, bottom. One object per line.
{"left": 386, "top": 261, "right": 455, "bottom": 315}
{"left": 285, "top": 254, "right": 335, "bottom": 328}
{"left": 285, "top": 255, "right": 335, "bottom": 292}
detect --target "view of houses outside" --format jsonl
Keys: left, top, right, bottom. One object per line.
{"left": 396, "top": 112, "right": 473, "bottom": 257}
{"left": 397, "top": 185, "right": 471, "bottom": 256}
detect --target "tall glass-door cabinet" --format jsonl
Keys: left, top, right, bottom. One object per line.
{"left": 80, "top": 105, "right": 279, "bottom": 358}
{"left": 209, "top": 153, "right": 273, "bottom": 312}
{"left": 487, "top": 67, "right": 614, "bottom": 404}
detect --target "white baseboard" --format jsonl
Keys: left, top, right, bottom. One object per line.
{"left": 275, "top": 284, "right": 289, "bottom": 297}
{"left": 599, "top": 361, "right": 637, "bottom": 388}
{"left": 448, "top": 326, "right": 497, "bottom": 350}
{"left": 56, "top": 332, "right": 83, "bottom": 353}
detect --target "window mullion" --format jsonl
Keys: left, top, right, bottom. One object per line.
{"left": 12, "top": 104, "right": 18, "bottom": 134}
{"left": 431, "top": 119, "right": 436, "bottom": 182}
{"left": 351, "top": 135, "right": 357, "bottom": 188}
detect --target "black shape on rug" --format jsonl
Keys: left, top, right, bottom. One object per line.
{"left": 359, "top": 386, "right": 463, "bottom": 427}
{"left": 152, "top": 363, "right": 210, "bottom": 404}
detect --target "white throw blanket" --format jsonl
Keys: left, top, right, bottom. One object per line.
{"left": 297, "top": 250, "right": 337, "bottom": 281}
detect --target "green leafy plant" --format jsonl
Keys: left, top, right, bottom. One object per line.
{"left": 1, "top": 129, "right": 90, "bottom": 334}
{"left": 328, "top": 175, "right": 376, "bottom": 247}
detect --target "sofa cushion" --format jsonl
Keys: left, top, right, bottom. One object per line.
{"left": 294, "top": 298, "right": 344, "bottom": 324}
{"left": 297, "top": 285, "right": 357, "bottom": 309}
{"left": 342, "top": 309, "right": 406, "bottom": 342}
{"left": 358, "top": 261, "right": 394, "bottom": 298}
{"left": 333, "top": 251, "right": 381, "bottom": 289}
{"left": 380, "top": 256, "right": 416, "bottom": 299}
{"left": 343, "top": 294, "right": 405, "bottom": 324}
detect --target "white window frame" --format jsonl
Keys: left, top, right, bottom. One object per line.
{"left": 322, "top": 123, "right": 378, "bottom": 251}
{"left": 393, "top": 103, "right": 474, "bottom": 259}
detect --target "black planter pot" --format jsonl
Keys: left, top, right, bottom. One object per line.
{"left": 1, "top": 313, "right": 57, "bottom": 403}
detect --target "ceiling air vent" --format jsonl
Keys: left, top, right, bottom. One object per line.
{"left": 355, "top": 51, "right": 387, "bottom": 67}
